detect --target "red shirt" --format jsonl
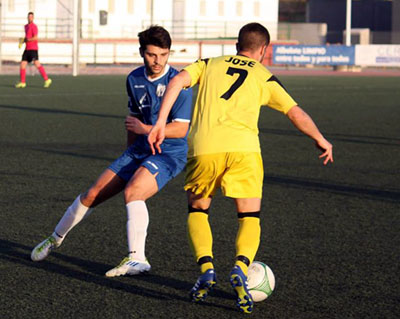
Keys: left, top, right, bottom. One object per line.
{"left": 25, "top": 22, "right": 38, "bottom": 50}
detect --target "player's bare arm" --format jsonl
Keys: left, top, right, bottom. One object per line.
{"left": 148, "top": 70, "right": 192, "bottom": 154}
{"left": 25, "top": 35, "right": 38, "bottom": 42}
{"left": 126, "top": 130, "right": 138, "bottom": 148}
{"left": 286, "top": 105, "right": 333, "bottom": 165}
{"left": 126, "top": 115, "right": 189, "bottom": 139}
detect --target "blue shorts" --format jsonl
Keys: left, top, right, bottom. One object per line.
{"left": 108, "top": 146, "right": 186, "bottom": 191}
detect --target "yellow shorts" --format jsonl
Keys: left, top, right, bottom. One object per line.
{"left": 184, "top": 152, "right": 264, "bottom": 199}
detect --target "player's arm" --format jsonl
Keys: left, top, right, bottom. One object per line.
{"left": 127, "top": 130, "right": 138, "bottom": 148}
{"left": 126, "top": 116, "right": 189, "bottom": 138}
{"left": 148, "top": 70, "right": 192, "bottom": 154}
{"left": 25, "top": 35, "right": 38, "bottom": 42}
{"left": 286, "top": 105, "right": 333, "bottom": 165}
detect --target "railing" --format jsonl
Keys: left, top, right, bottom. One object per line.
{"left": 0, "top": 18, "right": 93, "bottom": 39}
{"left": 2, "top": 18, "right": 399, "bottom": 44}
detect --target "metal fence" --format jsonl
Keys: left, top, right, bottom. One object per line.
{"left": 3, "top": 17, "right": 398, "bottom": 44}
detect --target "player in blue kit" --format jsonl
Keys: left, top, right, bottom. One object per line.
{"left": 31, "top": 26, "right": 192, "bottom": 277}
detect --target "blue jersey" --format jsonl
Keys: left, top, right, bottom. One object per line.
{"left": 126, "top": 65, "right": 192, "bottom": 156}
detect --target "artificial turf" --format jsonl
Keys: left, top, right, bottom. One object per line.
{"left": 0, "top": 74, "right": 399, "bottom": 318}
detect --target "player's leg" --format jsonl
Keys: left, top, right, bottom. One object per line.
{"left": 106, "top": 153, "right": 184, "bottom": 277}
{"left": 234, "top": 198, "right": 262, "bottom": 275}
{"left": 15, "top": 60, "right": 28, "bottom": 88}
{"left": 187, "top": 192, "right": 217, "bottom": 302}
{"left": 184, "top": 154, "right": 224, "bottom": 301}
{"left": 34, "top": 58, "right": 52, "bottom": 88}
{"left": 229, "top": 198, "right": 261, "bottom": 313}
{"left": 105, "top": 166, "right": 156, "bottom": 277}
{"left": 31, "top": 169, "right": 126, "bottom": 261}
{"left": 218, "top": 152, "right": 263, "bottom": 312}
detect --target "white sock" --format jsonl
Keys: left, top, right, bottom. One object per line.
{"left": 53, "top": 195, "right": 92, "bottom": 244}
{"left": 126, "top": 200, "right": 149, "bottom": 261}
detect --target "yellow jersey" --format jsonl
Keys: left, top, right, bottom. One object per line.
{"left": 184, "top": 55, "right": 297, "bottom": 157}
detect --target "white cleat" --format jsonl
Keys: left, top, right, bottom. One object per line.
{"left": 31, "top": 236, "right": 60, "bottom": 261}
{"left": 105, "top": 257, "right": 151, "bottom": 277}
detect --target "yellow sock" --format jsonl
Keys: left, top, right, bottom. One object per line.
{"left": 235, "top": 216, "right": 261, "bottom": 276}
{"left": 187, "top": 212, "right": 213, "bottom": 272}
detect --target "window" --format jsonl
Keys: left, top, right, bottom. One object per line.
{"left": 8, "top": 0, "right": 15, "bottom": 12}
{"left": 218, "top": 1, "right": 224, "bottom": 16}
{"left": 236, "top": 1, "right": 242, "bottom": 16}
{"left": 127, "top": 0, "right": 134, "bottom": 14}
{"left": 200, "top": 0, "right": 206, "bottom": 16}
{"left": 254, "top": 1, "right": 260, "bottom": 17}
{"left": 108, "top": 0, "right": 115, "bottom": 13}
{"left": 29, "top": 0, "right": 35, "bottom": 12}
{"left": 146, "top": 0, "right": 152, "bottom": 15}
{"left": 89, "top": 0, "right": 95, "bottom": 13}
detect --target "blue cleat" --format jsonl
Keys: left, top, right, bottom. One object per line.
{"left": 190, "top": 269, "right": 217, "bottom": 302}
{"left": 230, "top": 265, "right": 254, "bottom": 313}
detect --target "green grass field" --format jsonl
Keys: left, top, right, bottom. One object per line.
{"left": 0, "top": 74, "right": 399, "bottom": 318}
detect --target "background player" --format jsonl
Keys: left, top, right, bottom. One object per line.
{"left": 31, "top": 26, "right": 192, "bottom": 277}
{"left": 148, "top": 22, "right": 333, "bottom": 313}
{"left": 15, "top": 12, "right": 52, "bottom": 89}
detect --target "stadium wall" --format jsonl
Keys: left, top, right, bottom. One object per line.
{"left": 2, "top": 38, "right": 399, "bottom": 68}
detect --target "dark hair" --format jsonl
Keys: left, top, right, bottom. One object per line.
{"left": 28, "top": 12, "right": 34, "bottom": 16}
{"left": 138, "top": 26, "right": 171, "bottom": 50}
{"left": 237, "top": 23, "right": 270, "bottom": 52}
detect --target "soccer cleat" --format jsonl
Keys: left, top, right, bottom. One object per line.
{"left": 105, "top": 257, "right": 151, "bottom": 277}
{"left": 230, "top": 265, "right": 254, "bottom": 313}
{"left": 31, "top": 236, "right": 60, "bottom": 261}
{"left": 44, "top": 78, "right": 52, "bottom": 88}
{"left": 15, "top": 82, "right": 26, "bottom": 88}
{"left": 190, "top": 269, "right": 217, "bottom": 302}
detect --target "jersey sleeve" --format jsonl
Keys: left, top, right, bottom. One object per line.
{"left": 32, "top": 24, "right": 38, "bottom": 37}
{"left": 184, "top": 59, "right": 207, "bottom": 88}
{"left": 169, "top": 88, "right": 193, "bottom": 123}
{"left": 126, "top": 76, "right": 141, "bottom": 117}
{"left": 264, "top": 75, "right": 297, "bottom": 114}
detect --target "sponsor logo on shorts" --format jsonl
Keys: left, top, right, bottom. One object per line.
{"left": 146, "top": 161, "right": 158, "bottom": 170}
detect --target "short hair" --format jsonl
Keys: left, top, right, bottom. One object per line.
{"left": 237, "top": 23, "right": 270, "bottom": 52}
{"left": 138, "top": 26, "right": 171, "bottom": 50}
{"left": 28, "top": 12, "right": 34, "bottom": 16}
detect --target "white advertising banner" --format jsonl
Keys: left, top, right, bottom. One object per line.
{"left": 355, "top": 45, "right": 400, "bottom": 67}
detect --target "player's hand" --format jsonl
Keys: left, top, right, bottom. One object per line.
{"left": 315, "top": 138, "right": 333, "bottom": 165}
{"left": 18, "top": 38, "right": 25, "bottom": 49}
{"left": 125, "top": 116, "right": 150, "bottom": 135}
{"left": 148, "top": 122, "right": 165, "bottom": 155}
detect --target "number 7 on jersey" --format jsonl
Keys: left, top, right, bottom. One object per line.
{"left": 220, "top": 67, "right": 248, "bottom": 100}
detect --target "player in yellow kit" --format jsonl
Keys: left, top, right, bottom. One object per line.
{"left": 148, "top": 23, "right": 333, "bottom": 313}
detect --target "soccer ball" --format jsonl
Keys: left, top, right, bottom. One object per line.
{"left": 247, "top": 261, "right": 275, "bottom": 302}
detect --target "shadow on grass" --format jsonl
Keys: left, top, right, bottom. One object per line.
{"left": 265, "top": 174, "right": 400, "bottom": 203}
{"left": 31, "top": 147, "right": 116, "bottom": 162}
{"left": 0, "top": 104, "right": 124, "bottom": 119}
{"left": 0, "top": 239, "right": 236, "bottom": 312}
{"left": 260, "top": 127, "right": 400, "bottom": 146}
{"left": 9, "top": 142, "right": 399, "bottom": 203}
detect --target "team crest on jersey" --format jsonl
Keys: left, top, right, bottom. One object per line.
{"left": 156, "top": 84, "right": 166, "bottom": 97}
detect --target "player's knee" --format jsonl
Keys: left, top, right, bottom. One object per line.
{"left": 124, "top": 184, "right": 145, "bottom": 202}
{"left": 81, "top": 188, "right": 100, "bottom": 207}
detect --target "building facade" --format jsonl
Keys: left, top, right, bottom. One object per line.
{"left": 1, "top": 0, "right": 279, "bottom": 40}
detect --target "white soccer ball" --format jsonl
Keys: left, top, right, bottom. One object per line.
{"left": 247, "top": 261, "right": 275, "bottom": 302}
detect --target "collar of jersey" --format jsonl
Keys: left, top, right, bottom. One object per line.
{"left": 144, "top": 64, "right": 170, "bottom": 82}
